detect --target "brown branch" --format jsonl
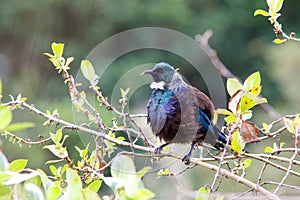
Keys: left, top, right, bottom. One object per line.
{"left": 5, "top": 99, "right": 282, "bottom": 199}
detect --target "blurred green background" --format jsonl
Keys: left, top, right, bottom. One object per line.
{"left": 1, "top": 0, "right": 300, "bottom": 198}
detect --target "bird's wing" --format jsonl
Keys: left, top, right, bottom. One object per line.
{"left": 191, "top": 86, "right": 228, "bottom": 146}
{"left": 147, "top": 88, "right": 175, "bottom": 134}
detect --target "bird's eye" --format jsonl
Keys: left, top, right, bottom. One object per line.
{"left": 156, "top": 68, "right": 164, "bottom": 73}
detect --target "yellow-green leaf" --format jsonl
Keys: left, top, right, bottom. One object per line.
{"left": 80, "top": 60, "right": 99, "bottom": 86}
{"left": 44, "top": 52, "right": 54, "bottom": 58}
{"left": 242, "top": 159, "right": 252, "bottom": 169}
{"left": 195, "top": 187, "right": 210, "bottom": 200}
{"left": 0, "top": 106, "right": 12, "bottom": 130}
{"left": 65, "top": 57, "right": 74, "bottom": 68}
{"left": 280, "top": 142, "right": 285, "bottom": 148}
{"left": 9, "top": 159, "right": 28, "bottom": 172}
{"left": 216, "top": 109, "right": 233, "bottom": 116}
{"left": 249, "top": 86, "right": 262, "bottom": 96}
{"left": 43, "top": 145, "right": 68, "bottom": 159}
{"left": 254, "top": 9, "right": 270, "bottom": 17}
{"left": 5, "top": 122, "right": 35, "bottom": 132}
{"left": 294, "top": 115, "right": 300, "bottom": 129}
{"left": 243, "top": 72, "right": 261, "bottom": 91}
{"left": 273, "top": 38, "right": 286, "bottom": 44}
{"left": 275, "top": 0, "right": 284, "bottom": 13}
{"left": 46, "top": 182, "right": 62, "bottom": 200}
{"left": 240, "top": 95, "right": 257, "bottom": 112}
{"left": 283, "top": 117, "right": 295, "bottom": 134}
{"left": 136, "top": 167, "right": 152, "bottom": 179}
{"left": 88, "top": 180, "right": 102, "bottom": 193}
{"left": 0, "top": 79, "right": 2, "bottom": 99}
{"left": 230, "top": 130, "right": 245, "bottom": 153}
{"left": 49, "top": 57, "right": 60, "bottom": 67}
{"left": 225, "top": 115, "right": 237, "bottom": 123}
{"left": 51, "top": 42, "right": 64, "bottom": 58}
{"left": 264, "top": 146, "right": 273, "bottom": 153}
{"left": 226, "top": 78, "right": 243, "bottom": 96}
{"left": 62, "top": 168, "right": 83, "bottom": 200}
{"left": 262, "top": 123, "right": 272, "bottom": 133}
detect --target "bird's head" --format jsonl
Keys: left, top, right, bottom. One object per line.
{"left": 143, "top": 62, "right": 176, "bottom": 85}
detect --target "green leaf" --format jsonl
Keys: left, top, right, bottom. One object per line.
{"left": 49, "top": 165, "right": 58, "bottom": 177}
{"left": 215, "top": 196, "right": 225, "bottom": 200}
{"left": 5, "top": 122, "right": 35, "bottom": 132}
{"left": 275, "top": 0, "right": 284, "bottom": 13}
{"left": 242, "top": 159, "right": 252, "bottom": 169}
{"left": 284, "top": 117, "right": 295, "bottom": 134}
{"left": 0, "top": 79, "right": 2, "bottom": 100}
{"left": 87, "top": 180, "right": 102, "bottom": 193}
{"left": 226, "top": 78, "right": 243, "bottom": 96}
{"left": 24, "top": 175, "right": 41, "bottom": 187}
{"left": 262, "top": 123, "right": 272, "bottom": 133}
{"left": 0, "top": 152, "right": 9, "bottom": 171}
{"left": 240, "top": 95, "right": 257, "bottom": 112}
{"left": 133, "top": 188, "right": 155, "bottom": 200}
{"left": 273, "top": 38, "right": 286, "bottom": 44}
{"left": 264, "top": 146, "right": 274, "bottom": 153}
{"left": 216, "top": 108, "right": 233, "bottom": 116}
{"left": 0, "top": 184, "right": 11, "bottom": 198}
{"left": 82, "top": 188, "right": 101, "bottom": 200}
{"left": 24, "top": 183, "right": 45, "bottom": 200}
{"left": 224, "top": 115, "right": 237, "bottom": 123}
{"left": 5, "top": 170, "right": 38, "bottom": 185}
{"left": 230, "top": 130, "right": 245, "bottom": 153}
{"left": 249, "top": 86, "right": 262, "bottom": 96}
{"left": 111, "top": 155, "right": 144, "bottom": 197}
{"left": 243, "top": 72, "right": 261, "bottom": 91}
{"left": 195, "top": 187, "right": 210, "bottom": 200}
{"left": 50, "top": 129, "right": 63, "bottom": 145}
{"left": 101, "top": 176, "right": 125, "bottom": 191}
{"left": 51, "top": 42, "right": 64, "bottom": 58}
{"left": 62, "top": 168, "right": 83, "bottom": 200}
{"left": 120, "top": 88, "right": 130, "bottom": 98}
{"left": 43, "top": 144, "right": 68, "bottom": 159}
{"left": 254, "top": 9, "right": 270, "bottom": 17}
{"left": 8, "top": 159, "right": 27, "bottom": 172}
{"left": 80, "top": 60, "right": 99, "bottom": 86}
{"left": 65, "top": 57, "right": 74, "bottom": 68}
{"left": 136, "top": 167, "right": 151, "bottom": 179}
{"left": 46, "top": 182, "right": 62, "bottom": 200}
{"left": 0, "top": 106, "right": 12, "bottom": 130}
{"left": 37, "top": 169, "right": 53, "bottom": 190}
{"left": 0, "top": 172, "right": 12, "bottom": 183}
{"left": 44, "top": 52, "right": 54, "bottom": 58}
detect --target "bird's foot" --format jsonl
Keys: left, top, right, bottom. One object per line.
{"left": 182, "top": 154, "right": 191, "bottom": 165}
{"left": 154, "top": 146, "right": 162, "bottom": 154}
{"left": 182, "top": 142, "right": 196, "bottom": 165}
{"left": 154, "top": 143, "right": 169, "bottom": 154}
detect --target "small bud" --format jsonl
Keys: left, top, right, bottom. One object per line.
{"left": 290, "top": 32, "right": 296, "bottom": 38}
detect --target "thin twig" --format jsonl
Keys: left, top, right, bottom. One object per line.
{"left": 274, "top": 129, "right": 299, "bottom": 193}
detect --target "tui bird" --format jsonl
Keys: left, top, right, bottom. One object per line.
{"left": 143, "top": 62, "right": 227, "bottom": 165}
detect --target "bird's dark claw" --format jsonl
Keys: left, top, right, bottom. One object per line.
{"left": 154, "top": 147, "right": 162, "bottom": 154}
{"left": 154, "top": 143, "right": 169, "bottom": 154}
{"left": 182, "top": 154, "right": 191, "bottom": 165}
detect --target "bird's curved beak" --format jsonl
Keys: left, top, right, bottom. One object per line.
{"left": 141, "top": 69, "right": 153, "bottom": 75}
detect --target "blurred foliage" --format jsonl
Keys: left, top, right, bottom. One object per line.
{"left": 1, "top": 0, "right": 299, "bottom": 102}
